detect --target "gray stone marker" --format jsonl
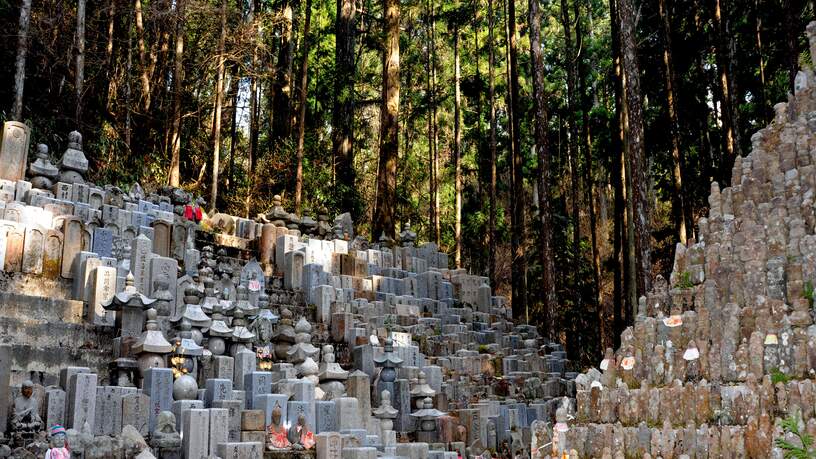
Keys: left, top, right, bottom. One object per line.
{"left": 94, "top": 386, "right": 132, "bottom": 436}
{"left": 0, "top": 121, "right": 30, "bottom": 182}
{"left": 92, "top": 227, "right": 113, "bottom": 258}
{"left": 212, "top": 399, "right": 242, "bottom": 442}
{"left": 67, "top": 373, "right": 98, "bottom": 431}
{"left": 315, "top": 400, "right": 337, "bottom": 433}
{"left": 143, "top": 367, "right": 173, "bottom": 432}
{"left": 91, "top": 266, "right": 117, "bottom": 326}
{"left": 130, "top": 234, "right": 152, "bottom": 294}
{"left": 45, "top": 388, "right": 66, "bottom": 430}
{"left": 22, "top": 226, "right": 44, "bottom": 274}
{"left": 216, "top": 442, "right": 264, "bottom": 459}
{"left": 208, "top": 408, "right": 230, "bottom": 455}
{"left": 61, "top": 217, "right": 83, "bottom": 279}
{"left": 171, "top": 399, "right": 203, "bottom": 434}
{"left": 254, "top": 394, "right": 288, "bottom": 428}
{"left": 204, "top": 378, "right": 233, "bottom": 407}
{"left": 121, "top": 392, "right": 150, "bottom": 436}
{"left": 243, "top": 372, "right": 272, "bottom": 409}
{"left": 182, "top": 409, "right": 210, "bottom": 459}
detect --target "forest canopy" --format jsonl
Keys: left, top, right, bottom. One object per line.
{"left": 1, "top": 0, "right": 811, "bottom": 365}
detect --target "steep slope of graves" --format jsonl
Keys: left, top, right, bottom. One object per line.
{"left": 0, "top": 115, "right": 575, "bottom": 455}
{"left": 560, "top": 20, "right": 816, "bottom": 459}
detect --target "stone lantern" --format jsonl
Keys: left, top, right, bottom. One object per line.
{"left": 410, "top": 371, "right": 436, "bottom": 409}
{"left": 235, "top": 284, "right": 259, "bottom": 316}
{"left": 170, "top": 319, "right": 203, "bottom": 380}
{"left": 410, "top": 397, "right": 446, "bottom": 443}
{"left": 28, "top": 144, "right": 59, "bottom": 190}
{"left": 172, "top": 283, "right": 212, "bottom": 344}
{"left": 207, "top": 303, "right": 233, "bottom": 356}
{"left": 133, "top": 308, "right": 173, "bottom": 373}
{"left": 318, "top": 345, "right": 348, "bottom": 399}
{"left": 57, "top": 131, "right": 89, "bottom": 184}
{"left": 229, "top": 308, "right": 255, "bottom": 355}
{"left": 374, "top": 337, "right": 404, "bottom": 383}
{"left": 103, "top": 272, "right": 157, "bottom": 340}
{"left": 299, "top": 209, "right": 317, "bottom": 236}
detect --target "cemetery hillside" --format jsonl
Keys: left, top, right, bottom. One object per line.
{"left": 2, "top": 0, "right": 816, "bottom": 456}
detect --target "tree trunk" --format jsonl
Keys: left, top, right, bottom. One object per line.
{"left": 210, "top": 0, "right": 227, "bottom": 212}
{"left": 784, "top": 0, "right": 799, "bottom": 91}
{"left": 168, "top": 0, "right": 185, "bottom": 187}
{"left": 75, "top": 0, "right": 86, "bottom": 124}
{"left": 507, "top": 0, "right": 527, "bottom": 320}
{"left": 294, "top": 0, "right": 313, "bottom": 214}
{"left": 620, "top": 0, "right": 651, "bottom": 309}
{"left": 272, "top": 0, "right": 297, "bottom": 144}
{"left": 11, "top": 0, "right": 32, "bottom": 121}
{"left": 577, "top": 0, "right": 602, "bottom": 336}
{"left": 425, "top": 0, "right": 436, "bottom": 243}
{"left": 609, "top": 0, "right": 624, "bottom": 345}
{"left": 431, "top": 0, "right": 441, "bottom": 246}
{"left": 454, "top": 24, "right": 462, "bottom": 269}
{"left": 529, "top": 0, "right": 555, "bottom": 335}
{"left": 134, "top": 0, "right": 151, "bottom": 111}
{"left": 372, "top": 0, "right": 400, "bottom": 241}
{"left": 229, "top": 64, "right": 239, "bottom": 191}
{"left": 659, "top": 0, "right": 687, "bottom": 244}
{"left": 560, "top": 0, "right": 581, "bottom": 301}
{"left": 712, "top": 0, "right": 738, "bottom": 178}
{"left": 487, "top": 0, "right": 498, "bottom": 287}
{"left": 332, "top": 0, "right": 357, "bottom": 217}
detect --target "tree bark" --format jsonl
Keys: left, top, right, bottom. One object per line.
{"left": 431, "top": 0, "right": 441, "bottom": 245}
{"left": 425, "top": 20, "right": 435, "bottom": 243}
{"left": 507, "top": 0, "right": 527, "bottom": 320}
{"left": 272, "top": 0, "right": 297, "bottom": 144}
{"left": 487, "top": 0, "right": 498, "bottom": 287}
{"left": 620, "top": 0, "right": 651, "bottom": 309}
{"left": 560, "top": 0, "right": 581, "bottom": 300}
{"left": 659, "top": 0, "right": 687, "bottom": 244}
{"left": 332, "top": 0, "right": 358, "bottom": 217}
{"left": 372, "top": 0, "right": 400, "bottom": 241}
{"left": 529, "top": 0, "right": 555, "bottom": 335}
{"left": 75, "top": 0, "right": 86, "bottom": 124}
{"left": 12, "top": 0, "right": 32, "bottom": 121}
{"left": 134, "top": 0, "right": 151, "bottom": 111}
{"left": 210, "top": 0, "right": 227, "bottom": 212}
{"left": 454, "top": 24, "right": 462, "bottom": 269}
{"left": 784, "top": 0, "right": 799, "bottom": 91}
{"left": 294, "top": 0, "right": 313, "bottom": 214}
{"left": 168, "top": 0, "right": 186, "bottom": 187}
{"left": 712, "top": 0, "right": 739, "bottom": 178}
{"left": 609, "top": 0, "right": 624, "bottom": 345}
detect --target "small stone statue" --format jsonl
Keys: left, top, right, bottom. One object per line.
{"left": 28, "top": 144, "right": 59, "bottom": 190}
{"left": 11, "top": 380, "right": 42, "bottom": 435}
{"left": 45, "top": 425, "right": 70, "bottom": 459}
{"left": 266, "top": 405, "right": 290, "bottom": 450}
{"left": 150, "top": 411, "right": 182, "bottom": 450}
{"left": 399, "top": 223, "right": 417, "bottom": 247}
{"left": 287, "top": 413, "right": 315, "bottom": 450}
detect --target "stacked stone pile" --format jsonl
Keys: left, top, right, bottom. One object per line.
{"left": 558, "top": 20, "right": 816, "bottom": 459}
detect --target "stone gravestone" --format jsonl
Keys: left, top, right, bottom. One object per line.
{"left": 148, "top": 256, "right": 178, "bottom": 301}
{"left": 92, "top": 227, "right": 113, "bottom": 258}
{"left": 0, "top": 228, "right": 7, "bottom": 270}
{"left": 0, "top": 345, "right": 10, "bottom": 434}
{"left": 182, "top": 409, "right": 210, "bottom": 459}
{"left": 243, "top": 372, "right": 272, "bottom": 409}
{"left": 4, "top": 225, "right": 24, "bottom": 272}
{"left": 208, "top": 408, "right": 229, "bottom": 455}
{"left": 316, "top": 432, "right": 343, "bottom": 459}
{"left": 67, "top": 373, "right": 98, "bottom": 431}
{"left": 152, "top": 220, "right": 171, "bottom": 258}
{"left": 212, "top": 399, "right": 242, "bottom": 442}
{"left": 21, "top": 226, "right": 44, "bottom": 274}
{"left": 61, "top": 217, "right": 83, "bottom": 279}
{"left": 143, "top": 368, "right": 173, "bottom": 432}
{"left": 94, "top": 386, "right": 129, "bottom": 436}
{"left": 45, "top": 389, "right": 66, "bottom": 430}
{"left": 0, "top": 121, "right": 30, "bottom": 182}
{"left": 315, "top": 400, "right": 337, "bottom": 433}
{"left": 121, "top": 392, "right": 150, "bottom": 436}
{"left": 91, "top": 266, "right": 117, "bottom": 325}
{"left": 204, "top": 379, "right": 233, "bottom": 407}
{"left": 130, "top": 234, "right": 152, "bottom": 294}
{"left": 42, "top": 229, "right": 63, "bottom": 278}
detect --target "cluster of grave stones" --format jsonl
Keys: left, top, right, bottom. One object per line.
{"left": 544, "top": 20, "right": 816, "bottom": 459}
{"left": 0, "top": 119, "right": 576, "bottom": 456}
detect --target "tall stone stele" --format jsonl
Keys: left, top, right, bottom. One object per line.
{"left": 0, "top": 121, "right": 30, "bottom": 182}
{"left": 58, "top": 131, "right": 89, "bottom": 184}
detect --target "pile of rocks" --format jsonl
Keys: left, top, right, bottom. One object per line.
{"left": 558, "top": 20, "right": 816, "bottom": 459}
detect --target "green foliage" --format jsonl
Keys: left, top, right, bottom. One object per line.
{"left": 805, "top": 281, "right": 814, "bottom": 307}
{"left": 775, "top": 414, "right": 816, "bottom": 458}
{"left": 675, "top": 271, "right": 694, "bottom": 289}
{"left": 771, "top": 368, "right": 793, "bottom": 385}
